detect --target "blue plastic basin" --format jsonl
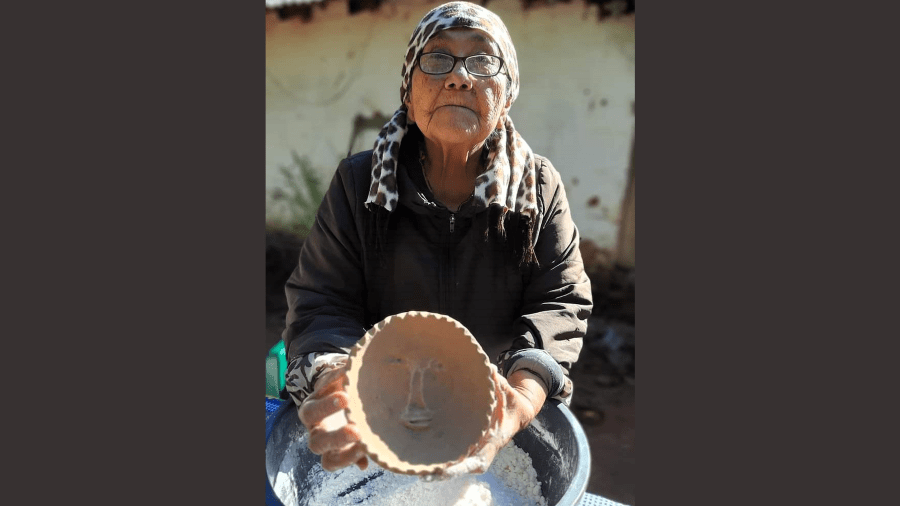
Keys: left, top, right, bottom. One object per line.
{"left": 265, "top": 398, "right": 590, "bottom": 506}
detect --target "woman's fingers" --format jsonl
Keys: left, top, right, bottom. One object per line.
{"left": 321, "top": 443, "right": 368, "bottom": 472}
{"left": 294, "top": 364, "right": 371, "bottom": 473}
{"left": 438, "top": 446, "right": 495, "bottom": 478}
{"left": 491, "top": 371, "right": 511, "bottom": 427}
{"left": 299, "top": 390, "right": 351, "bottom": 427}
{"left": 307, "top": 422, "right": 362, "bottom": 455}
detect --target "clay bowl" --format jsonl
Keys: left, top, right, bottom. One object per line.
{"left": 343, "top": 311, "right": 497, "bottom": 475}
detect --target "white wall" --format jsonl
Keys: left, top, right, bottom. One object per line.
{"left": 266, "top": 0, "right": 634, "bottom": 249}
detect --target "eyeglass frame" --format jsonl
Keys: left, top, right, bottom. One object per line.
{"left": 416, "top": 52, "right": 508, "bottom": 78}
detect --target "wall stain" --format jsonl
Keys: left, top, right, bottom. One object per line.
{"left": 269, "top": 0, "right": 634, "bottom": 24}
{"left": 588, "top": 196, "right": 600, "bottom": 207}
{"left": 269, "top": 0, "right": 384, "bottom": 23}
{"left": 584, "top": 0, "right": 635, "bottom": 21}
{"left": 349, "top": 111, "right": 392, "bottom": 156}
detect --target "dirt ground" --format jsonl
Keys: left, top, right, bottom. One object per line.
{"left": 266, "top": 231, "right": 635, "bottom": 505}
{"left": 567, "top": 344, "right": 635, "bottom": 505}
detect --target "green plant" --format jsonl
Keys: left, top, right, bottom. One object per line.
{"left": 266, "top": 152, "right": 326, "bottom": 238}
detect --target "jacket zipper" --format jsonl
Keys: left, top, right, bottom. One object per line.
{"left": 444, "top": 195, "right": 469, "bottom": 313}
{"left": 442, "top": 212, "right": 456, "bottom": 315}
{"left": 439, "top": 213, "right": 449, "bottom": 314}
{"left": 449, "top": 193, "right": 473, "bottom": 233}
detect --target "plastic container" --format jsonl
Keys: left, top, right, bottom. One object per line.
{"left": 265, "top": 340, "right": 287, "bottom": 398}
{"left": 265, "top": 397, "right": 590, "bottom": 506}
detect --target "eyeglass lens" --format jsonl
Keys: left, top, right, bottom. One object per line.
{"left": 419, "top": 53, "right": 502, "bottom": 77}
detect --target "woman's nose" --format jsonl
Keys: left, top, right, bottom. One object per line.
{"left": 445, "top": 60, "right": 472, "bottom": 90}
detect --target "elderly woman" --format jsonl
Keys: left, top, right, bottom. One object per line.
{"left": 283, "top": 1, "right": 592, "bottom": 476}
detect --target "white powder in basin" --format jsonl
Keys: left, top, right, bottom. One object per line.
{"left": 272, "top": 441, "right": 547, "bottom": 506}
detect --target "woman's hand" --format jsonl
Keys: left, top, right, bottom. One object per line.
{"left": 297, "top": 364, "right": 369, "bottom": 472}
{"left": 428, "top": 365, "right": 549, "bottom": 479}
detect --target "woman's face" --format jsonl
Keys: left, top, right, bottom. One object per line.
{"left": 406, "top": 28, "right": 511, "bottom": 148}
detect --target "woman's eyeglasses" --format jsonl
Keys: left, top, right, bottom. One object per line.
{"left": 417, "top": 53, "right": 506, "bottom": 77}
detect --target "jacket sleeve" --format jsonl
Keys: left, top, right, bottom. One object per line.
{"left": 281, "top": 157, "right": 369, "bottom": 404}
{"left": 499, "top": 157, "right": 593, "bottom": 401}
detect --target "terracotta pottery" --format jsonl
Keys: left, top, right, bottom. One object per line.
{"left": 344, "top": 311, "right": 497, "bottom": 475}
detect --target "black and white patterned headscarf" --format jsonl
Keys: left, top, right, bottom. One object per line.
{"left": 364, "top": 1, "right": 537, "bottom": 222}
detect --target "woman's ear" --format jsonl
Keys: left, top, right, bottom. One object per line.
{"left": 499, "top": 83, "right": 513, "bottom": 124}
{"left": 405, "top": 98, "right": 416, "bottom": 125}
{"left": 497, "top": 98, "right": 512, "bottom": 128}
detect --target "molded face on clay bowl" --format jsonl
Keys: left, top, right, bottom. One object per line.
{"left": 344, "top": 311, "right": 496, "bottom": 475}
